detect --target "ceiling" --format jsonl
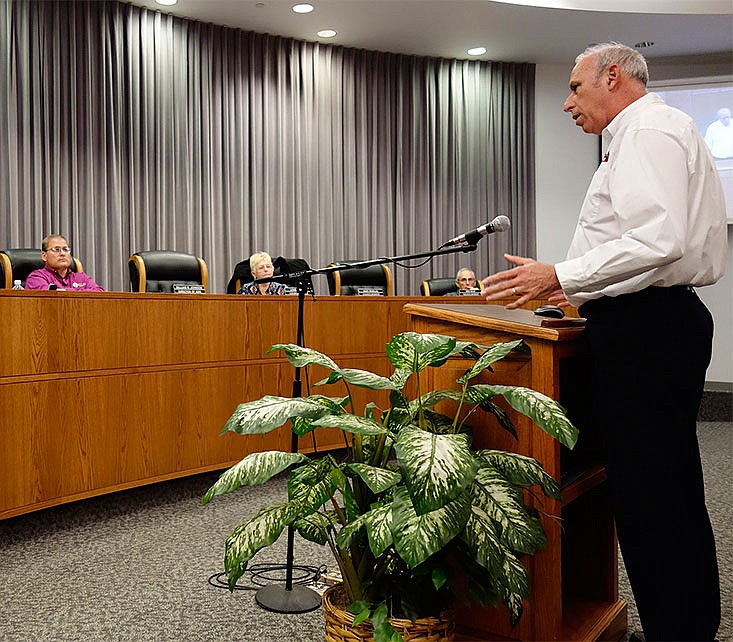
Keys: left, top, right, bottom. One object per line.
{"left": 127, "top": 0, "right": 733, "bottom": 65}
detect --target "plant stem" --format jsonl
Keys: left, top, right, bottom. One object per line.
{"left": 331, "top": 540, "right": 362, "bottom": 602}
{"left": 416, "top": 371, "right": 426, "bottom": 429}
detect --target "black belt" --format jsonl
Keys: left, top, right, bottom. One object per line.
{"left": 579, "top": 285, "right": 695, "bottom": 318}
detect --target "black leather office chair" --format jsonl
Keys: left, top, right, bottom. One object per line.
{"left": 0, "top": 248, "right": 83, "bottom": 288}
{"left": 326, "top": 261, "right": 393, "bottom": 296}
{"left": 226, "top": 259, "right": 252, "bottom": 294}
{"left": 420, "top": 277, "right": 458, "bottom": 297}
{"left": 273, "top": 256, "right": 312, "bottom": 292}
{"left": 128, "top": 250, "right": 209, "bottom": 293}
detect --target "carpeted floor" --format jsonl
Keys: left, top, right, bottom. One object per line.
{"left": 0, "top": 422, "right": 730, "bottom": 642}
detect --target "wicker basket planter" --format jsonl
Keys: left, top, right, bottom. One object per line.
{"left": 323, "top": 584, "right": 455, "bottom": 642}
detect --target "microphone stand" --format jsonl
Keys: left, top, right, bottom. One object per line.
{"left": 250, "top": 241, "right": 479, "bottom": 614}
{"left": 254, "top": 270, "right": 322, "bottom": 614}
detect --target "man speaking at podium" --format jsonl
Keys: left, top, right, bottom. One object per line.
{"left": 482, "top": 43, "right": 726, "bottom": 642}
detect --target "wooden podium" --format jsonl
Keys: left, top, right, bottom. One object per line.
{"left": 404, "top": 303, "right": 626, "bottom": 642}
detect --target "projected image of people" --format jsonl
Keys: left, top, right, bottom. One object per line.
{"left": 704, "top": 107, "right": 733, "bottom": 159}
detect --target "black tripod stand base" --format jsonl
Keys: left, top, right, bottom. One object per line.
{"left": 255, "top": 583, "right": 322, "bottom": 614}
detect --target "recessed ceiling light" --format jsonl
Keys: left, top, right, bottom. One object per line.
{"left": 292, "top": 3, "right": 314, "bottom": 13}
{"left": 156, "top": 0, "right": 178, "bottom": 5}
{"left": 634, "top": 41, "right": 655, "bottom": 48}
{"left": 467, "top": 47, "right": 487, "bottom": 56}
{"left": 317, "top": 29, "right": 337, "bottom": 38}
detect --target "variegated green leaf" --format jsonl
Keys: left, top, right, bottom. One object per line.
{"left": 288, "top": 456, "right": 339, "bottom": 511}
{"left": 222, "top": 395, "right": 345, "bottom": 435}
{"left": 500, "top": 550, "right": 530, "bottom": 599}
{"left": 202, "top": 451, "right": 308, "bottom": 504}
{"left": 316, "top": 371, "right": 345, "bottom": 386}
{"left": 489, "top": 385, "right": 579, "bottom": 449}
{"left": 330, "top": 465, "right": 361, "bottom": 521}
{"left": 465, "top": 384, "right": 501, "bottom": 405}
{"left": 453, "top": 340, "right": 486, "bottom": 358}
{"left": 268, "top": 343, "right": 339, "bottom": 370}
{"left": 420, "top": 409, "right": 457, "bottom": 435}
{"left": 386, "top": 406, "right": 411, "bottom": 432}
{"left": 315, "top": 368, "right": 399, "bottom": 391}
{"left": 224, "top": 501, "right": 302, "bottom": 588}
{"left": 471, "top": 468, "right": 546, "bottom": 554}
{"left": 461, "top": 504, "right": 505, "bottom": 577}
{"left": 335, "top": 512, "right": 368, "bottom": 549}
{"left": 477, "top": 398, "right": 518, "bottom": 439}
{"left": 291, "top": 416, "right": 318, "bottom": 437}
{"left": 502, "top": 587, "right": 525, "bottom": 626}
{"left": 411, "top": 389, "right": 464, "bottom": 413}
{"left": 394, "top": 426, "right": 478, "bottom": 514}
{"left": 294, "top": 510, "right": 339, "bottom": 545}
{"left": 457, "top": 340, "right": 525, "bottom": 385}
{"left": 362, "top": 502, "right": 394, "bottom": 557}
{"left": 347, "top": 463, "right": 401, "bottom": 494}
{"left": 312, "top": 413, "right": 387, "bottom": 435}
{"left": 477, "top": 450, "right": 561, "bottom": 500}
{"left": 385, "top": 332, "right": 457, "bottom": 373}
{"left": 364, "top": 402, "right": 380, "bottom": 421}
{"left": 390, "top": 367, "right": 411, "bottom": 389}
{"left": 391, "top": 486, "right": 471, "bottom": 568}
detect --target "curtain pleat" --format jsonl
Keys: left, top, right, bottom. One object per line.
{"left": 0, "top": 0, "right": 535, "bottom": 294}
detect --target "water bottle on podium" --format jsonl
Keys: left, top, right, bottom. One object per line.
{"left": 12, "top": 280, "right": 23, "bottom": 290}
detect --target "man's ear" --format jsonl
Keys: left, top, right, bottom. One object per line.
{"left": 606, "top": 64, "right": 619, "bottom": 88}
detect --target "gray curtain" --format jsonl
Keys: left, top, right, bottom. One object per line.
{"left": 0, "top": 0, "right": 535, "bottom": 294}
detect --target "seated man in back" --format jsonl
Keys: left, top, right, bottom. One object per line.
{"left": 237, "top": 252, "right": 286, "bottom": 295}
{"left": 25, "top": 234, "right": 104, "bottom": 291}
{"left": 453, "top": 267, "right": 480, "bottom": 294}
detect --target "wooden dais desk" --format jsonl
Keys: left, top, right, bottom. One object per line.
{"left": 0, "top": 291, "right": 422, "bottom": 519}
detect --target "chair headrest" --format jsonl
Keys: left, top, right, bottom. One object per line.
{"left": 129, "top": 251, "right": 207, "bottom": 293}
{"left": 227, "top": 260, "right": 252, "bottom": 294}
{"left": 273, "top": 256, "right": 312, "bottom": 290}
{"left": 327, "top": 261, "right": 392, "bottom": 296}
{"left": 421, "top": 277, "right": 459, "bottom": 296}
{"left": 0, "top": 249, "right": 45, "bottom": 286}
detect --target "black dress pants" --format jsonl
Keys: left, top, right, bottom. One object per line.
{"left": 579, "top": 286, "right": 720, "bottom": 642}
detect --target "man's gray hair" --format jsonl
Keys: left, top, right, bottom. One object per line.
{"left": 576, "top": 42, "right": 648, "bottom": 87}
{"left": 41, "top": 234, "right": 66, "bottom": 251}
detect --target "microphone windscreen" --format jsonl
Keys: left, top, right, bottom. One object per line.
{"left": 492, "top": 215, "right": 511, "bottom": 232}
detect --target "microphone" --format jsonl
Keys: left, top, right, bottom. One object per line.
{"left": 440, "top": 216, "right": 511, "bottom": 248}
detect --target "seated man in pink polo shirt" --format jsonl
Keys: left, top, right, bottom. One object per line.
{"left": 25, "top": 234, "right": 104, "bottom": 291}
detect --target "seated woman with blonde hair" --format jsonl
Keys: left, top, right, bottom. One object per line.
{"left": 237, "top": 252, "right": 286, "bottom": 295}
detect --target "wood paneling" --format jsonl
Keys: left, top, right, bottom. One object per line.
{"left": 1, "top": 291, "right": 531, "bottom": 519}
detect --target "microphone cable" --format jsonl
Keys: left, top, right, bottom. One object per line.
{"left": 208, "top": 562, "right": 327, "bottom": 591}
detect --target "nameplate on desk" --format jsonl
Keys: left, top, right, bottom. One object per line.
{"left": 458, "top": 288, "right": 480, "bottom": 296}
{"left": 356, "top": 287, "right": 384, "bottom": 296}
{"left": 282, "top": 286, "right": 299, "bottom": 296}
{"left": 172, "top": 283, "right": 205, "bottom": 294}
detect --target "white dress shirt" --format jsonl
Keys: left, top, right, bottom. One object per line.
{"left": 555, "top": 93, "right": 728, "bottom": 306}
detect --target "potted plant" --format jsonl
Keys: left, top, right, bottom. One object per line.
{"left": 203, "top": 332, "right": 578, "bottom": 641}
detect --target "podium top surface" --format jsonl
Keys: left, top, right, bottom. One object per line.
{"left": 403, "top": 302, "right": 586, "bottom": 342}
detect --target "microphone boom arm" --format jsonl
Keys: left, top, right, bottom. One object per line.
{"left": 254, "top": 243, "right": 480, "bottom": 286}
